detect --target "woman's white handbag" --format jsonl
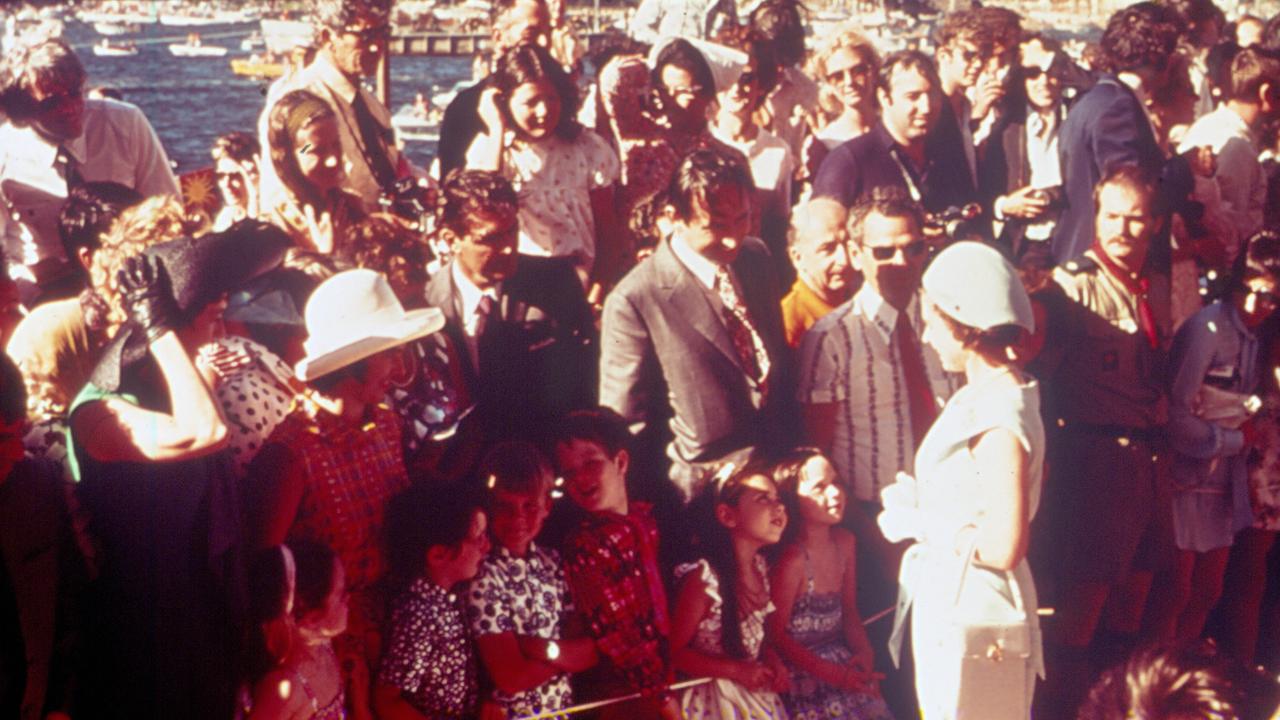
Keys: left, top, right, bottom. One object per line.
{"left": 951, "top": 545, "right": 1035, "bottom": 719}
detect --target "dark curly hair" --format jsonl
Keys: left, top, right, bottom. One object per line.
{"left": 660, "top": 146, "right": 755, "bottom": 222}
{"left": 1100, "top": 2, "right": 1182, "bottom": 74}
{"left": 339, "top": 213, "right": 431, "bottom": 307}
{"left": 0, "top": 38, "right": 87, "bottom": 125}
{"left": 1077, "top": 640, "right": 1241, "bottom": 720}
{"left": 491, "top": 41, "right": 582, "bottom": 141}
{"left": 59, "top": 181, "right": 143, "bottom": 262}
{"left": 435, "top": 169, "right": 520, "bottom": 240}
{"left": 749, "top": 0, "right": 806, "bottom": 68}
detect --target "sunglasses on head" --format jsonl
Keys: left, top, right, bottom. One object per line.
{"left": 869, "top": 240, "right": 927, "bottom": 261}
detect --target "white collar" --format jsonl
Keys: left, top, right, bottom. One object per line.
{"left": 0, "top": 120, "right": 80, "bottom": 168}
{"left": 451, "top": 260, "right": 500, "bottom": 319}
{"left": 854, "top": 284, "right": 918, "bottom": 340}
{"left": 669, "top": 234, "right": 721, "bottom": 289}
{"left": 309, "top": 51, "right": 360, "bottom": 104}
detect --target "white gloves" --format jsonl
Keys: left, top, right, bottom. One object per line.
{"left": 877, "top": 472, "right": 923, "bottom": 544}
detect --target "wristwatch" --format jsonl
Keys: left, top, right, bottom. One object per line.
{"left": 545, "top": 639, "right": 561, "bottom": 663}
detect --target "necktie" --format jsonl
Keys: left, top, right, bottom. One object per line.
{"left": 894, "top": 314, "right": 937, "bottom": 447}
{"left": 715, "top": 266, "right": 771, "bottom": 388}
{"left": 56, "top": 145, "right": 83, "bottom": 192}
{"left": 1090, "top": 241, "right": 1159, "bottom": 349}
{"left": 350, "top": 92, "right": 399, "bottom": 190}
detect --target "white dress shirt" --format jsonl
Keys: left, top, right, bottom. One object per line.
{"left": 1024, "top": 108, "right": 1062, "bottom": 241}
{"left": 451, "top": 260, "right": 500, "bottom": 369}
{"left": 0, "top": 97, "right": 178, "bottom": 271}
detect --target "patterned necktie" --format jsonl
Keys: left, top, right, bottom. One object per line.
{"left": 714, "top": 266, "right": 771, "bottom": 387}
{"left": 894, "top": 314, "right": 937, "bottom": 446}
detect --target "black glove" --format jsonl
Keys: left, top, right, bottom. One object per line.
{"left": 117, "top": 254, "right": 179, "bottom": 343}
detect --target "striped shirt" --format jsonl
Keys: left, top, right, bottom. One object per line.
{"left": 796, "top": 286, "right": 958, "bottom": 503}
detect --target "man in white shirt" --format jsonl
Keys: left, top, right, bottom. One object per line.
{"left": 259, "top": 0, "right": 404, "bottom": 216}
{"left": 1177, "top": 47, "right": 1279, "bottom": 265}
{"left": 0, "top": 39, "right": 178, "bottom": 302}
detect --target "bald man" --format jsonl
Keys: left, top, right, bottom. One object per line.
{"left": 781, "top": 197, "right": 855, "bottom": 346}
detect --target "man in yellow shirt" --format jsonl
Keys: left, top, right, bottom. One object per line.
{"left": 781, "top": 197, "right": 855, "bottom": 346}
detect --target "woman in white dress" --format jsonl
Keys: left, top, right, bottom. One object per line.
{"left": 877, "top": 242, "right": 1045, "bottom": 719}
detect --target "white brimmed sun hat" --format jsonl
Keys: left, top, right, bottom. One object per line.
{"left": 922, "top": 241, "right": 1035, "bottom": 333}
{"left": 294, "top": 268, "right": 446, "bottom": 382}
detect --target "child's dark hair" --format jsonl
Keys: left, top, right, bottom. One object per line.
{"left": 479, "top": 440, "right": 554, "bottom": 496}
{"left": 552, "top": 406, "right": 633, "bottom": 460}
{"left": 749, "top": 0, "right": 806, "bottom": 68}
{"left": 1077, "top": 640, "right": 1242, "bottom": 720}
{"left": 651, "top": 38, "right": 718, "bottom": 101}
{"left": 435, "top": 169, "right": 520, "bottom": 241}
{"left": 59, "top": 181, "right": 143, "bottom": 263}
{"left": 767, "top": 447, "right": 828, "bottom": 550}
{"left": 244, "top": 541, "right": 339, "bottom": 682}
{"left": 686, "top": 457, "right": 780, "bottom": 660}
{"left": 386, "top": 481, "right": 486, "bottom": 588}
{"left": 1228, "top": 229, "right": 1280, "bottom": 297}
{"left": 491, "top": 41, "right": 582, "bottom": 141}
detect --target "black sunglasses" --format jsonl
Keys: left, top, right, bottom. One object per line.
{"left": 869, "top": 241, "right": 927, "bottom": 261}
{"left": 737, "top": 71, "right": 758, "bottom": 89}
{"left": 1022, "top": 66, "right": 1057, "bottom": 81}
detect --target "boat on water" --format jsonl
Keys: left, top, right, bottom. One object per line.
{"left": 230, "top": 55, "right": 285, "bottom": 79}
{"left": 259, "top": 18, "right": 312, "bottom": 54}
{"left": 93, "top": 21, "right": 138, "bottom": 35}
{"left": 168, "top": 34, "right": 228, "bottom": 57}
{"left": 391, "top": 96, "right": 442, "bottom": 142}
{"left": 160, "top": 9, "right": 255, "bottom": 27}
{"left": 93, "top": 38, "right": 138, "bottom": 56}
{"left": 240, "top": 31, "right": 264, "bottom": 52}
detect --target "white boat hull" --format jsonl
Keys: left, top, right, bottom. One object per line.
{"left": 168, "top": 44, "right": 229, "bottom": 57}
{"left": 93, "top": 46, "right": 138, "bottom": 56}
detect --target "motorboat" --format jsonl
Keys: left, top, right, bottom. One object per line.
{"left": 93, "top": 38, "right": 138, "bottom": 56}
{"left": 240, "top": 31, "right": 264, "bottom": 52}
{"left": 93, "top": 21, "right": 138, "bottom": 35}
{"left": 168, "top": 34, "right": 228, "bottom": 57}
{"left": 391, "top": 100, "right": 441, "bottom": 143}
{"left": 230, "top": 54, "right": 285, "bottom": 79}
{"left": 260, "top": 18, "right": 312, "bottom": 54}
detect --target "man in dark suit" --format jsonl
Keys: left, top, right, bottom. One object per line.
{"left": 1051, "top": 2, "right": 1188, "bottom": 265}
{"left": 423, "top": 170, "right": 596, "bottom": 446}
{"left": 600, "top": 148, "right": 792, "bottom": 501}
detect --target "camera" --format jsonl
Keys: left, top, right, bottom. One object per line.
{"left": 924, "top": 203, "right": 984, "bottom": 243}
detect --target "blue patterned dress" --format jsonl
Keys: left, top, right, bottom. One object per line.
{"left": 782, "top": 552, "right": 896, "bottom": 720}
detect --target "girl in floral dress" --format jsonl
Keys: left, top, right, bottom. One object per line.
{"left": 466, "top": 41, "right": 620, "bottom": 286}
{"left": 767, "top": 450, "right": 895, "bottom": 720}
{"left": 671, "top": 461, "right": 791, "bottom": 719}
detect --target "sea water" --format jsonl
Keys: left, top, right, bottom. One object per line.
{"left": 70, "top": 19, "right": 472, "bottom": 174}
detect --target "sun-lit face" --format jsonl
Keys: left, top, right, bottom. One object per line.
{"left": 451, "top": 212, "right": 519, "bottom": 289}
{"left": 1094, "top": 182, "right": 1156, "bottom": 273}
{"left": 554, "top": 438, "right": 629, "bottom": 515}
{"left": 292, "top": 115, "right": 344, "bottom": 194}
{"left": 659, "top": 64, "right": 712, "bottom": 134}
{"left": 921, "top": 298, "right": 967, "bottom": 373}
{"left": 795, "top": 456, "right": 846, "bottom": 526}
{"left": 791, "top": 202, "right": 853, "bottom": 304}
{"left": 719, "top": 58, "right": 765, "bottom": 116}
{"left": 1239, "top": 275, "right": 1280, "bottom": 328}
{"left": 938, "top": 37, "right": 985, "bottom": 88}
{"left": 1020, "top": 40, "right": 1061, "bottom": 112}
{"left": 489, "top": 486, "right": 551, "bottom": 556}
{"left": 718, "top": 474, "right": 787, "bottom": 546}
{"left": 671, "top": 184, "right": 753, "bottom": 266}
{"left": 31, "top": 78, "right": 86, "bottom": 141}
{"left": 302, "top": 558, "right": 349, "bottom": 639}
{"left": 507, "top": 79, "right": 561, "bottom": 141}
{"left": 326, "top": 12, "right": 388, "bottom": 78}
{"left": 214, "top": 156, "right": 252, "bottom": 210}
{"left": 823, "top": 46, "right": 874, "bottom": 112}
{"left": 851, "top": 211, "right": 926, "bottom": 309}
{"left": 878, "top": 64, "right": 937, "bottom": 143}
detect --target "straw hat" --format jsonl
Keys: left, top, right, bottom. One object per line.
{"left": 922, "top": 242, "right": 1034, "bottom": 332}
{"left": 294, "top": 268, "right": 445, "bottom": 382}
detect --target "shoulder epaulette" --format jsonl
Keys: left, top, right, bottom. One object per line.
{"left": 1061, "top": 256, "right": 1098, "bottom": 274}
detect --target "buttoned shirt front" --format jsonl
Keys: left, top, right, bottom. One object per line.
{"left": 0, "top": 98, "right": 178, "bottom": 271}
{"left": 1024, "top": 108, "right": 1062, "bottom": 241}
{"left": 796, "top": 285, "right": 958, "bottom": 502}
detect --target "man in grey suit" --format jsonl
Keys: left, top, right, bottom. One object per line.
{"left": 600, "top": 148, "right": 793, "bottom": 501}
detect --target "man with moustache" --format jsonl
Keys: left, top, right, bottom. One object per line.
{"left": 1034, "top": 165, "right": 1173, "bottom": 719}
{"left": 813, "top": 50, "right": 976, "bottom": 216}
{"left": 781, "top": 197, "right": 854, "bottom": 347}
{"left": 259, "top": 0, "right": 405, "bottom": 214}
{"left": 0, "top": 39, "right": 177, "bottom": 304}
{"left": 795, "top": 188, "right": 957, "bottom": 719}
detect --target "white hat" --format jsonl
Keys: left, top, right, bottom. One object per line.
{"left": 648, "top": 36, "right": 746, "bottom": 94}
{"left": 922, "top": 242, "right": 1034, "bottom": 333}
{"left": 295, "top": 269, "right": 446, "bottom": 382}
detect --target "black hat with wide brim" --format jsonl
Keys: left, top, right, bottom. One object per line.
{"left": 88, "top": 220, "right": 292, "bottom": 392}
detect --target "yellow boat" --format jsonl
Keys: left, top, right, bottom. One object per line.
{"left": 230, "top": 56, "right": 284, "bottom": 79}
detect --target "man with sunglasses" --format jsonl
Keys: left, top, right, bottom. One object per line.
{"left": 0, "top": 39, "right": 178, "bottom": 305}
{"left": 979, "top": 35, "right": 1069, "bottom": 270}
{"left": 258, "top": 0, "right": 405, "bottom": 216}
{"left": 796, "top": 188, "right": 958, "bottom": 720}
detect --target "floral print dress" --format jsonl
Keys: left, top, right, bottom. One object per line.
{"left": 781, "top": 552, "right": 895, "bottom": 720}
{"left": 675, "top": 557, "right": 790, "bottom": 720}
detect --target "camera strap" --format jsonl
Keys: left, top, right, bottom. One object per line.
{"left": 887, "top": 144, "right": 924, "bottom": 204}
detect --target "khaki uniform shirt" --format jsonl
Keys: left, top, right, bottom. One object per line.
{"left": 1050, "top": 248, "right": 1169, "bottom": 429}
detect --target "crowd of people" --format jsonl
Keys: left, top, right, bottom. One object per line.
{"left": 3, "top": 0, "right": 1280, "bottom": 718}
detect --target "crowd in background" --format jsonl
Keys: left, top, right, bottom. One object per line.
{"left": 4, "top": 0, "right": 1280, "bottom": 718}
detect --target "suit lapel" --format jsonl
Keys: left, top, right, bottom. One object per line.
{"left": 424, "top": 263, "right": 480, "bottom": 384}
{"left": 653, "top": 240, "right": 746, "bottom": 373}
